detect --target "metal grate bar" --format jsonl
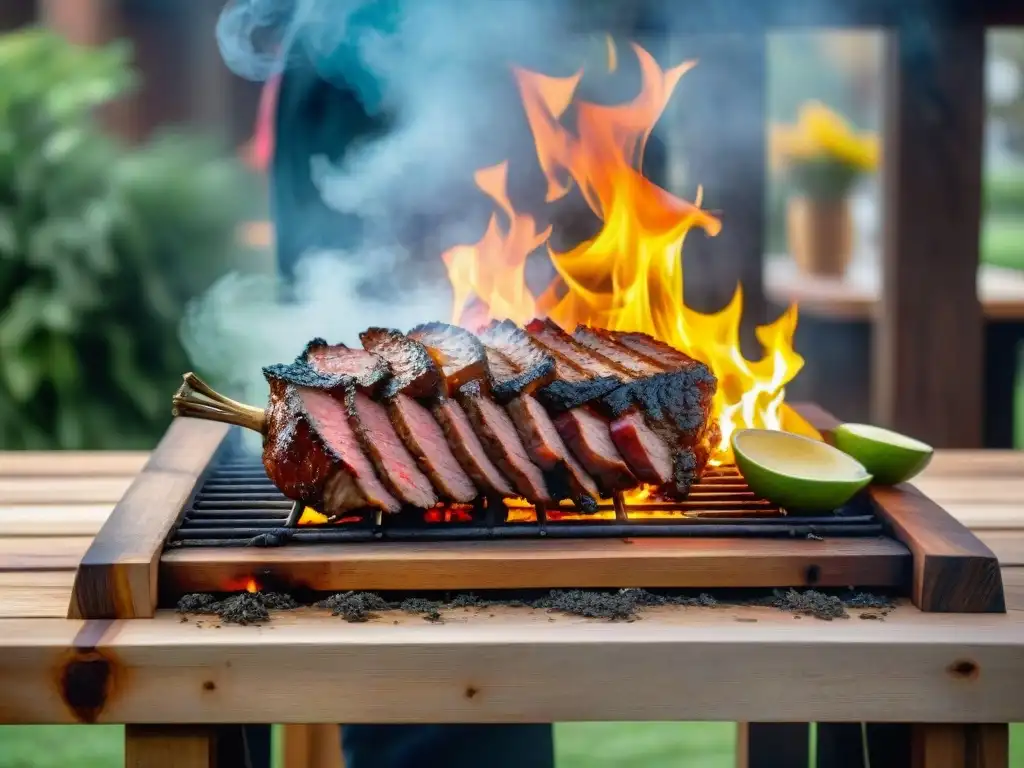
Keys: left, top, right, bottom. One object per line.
{"left": 168, "top": 450, "right": 886, "bottom": 549}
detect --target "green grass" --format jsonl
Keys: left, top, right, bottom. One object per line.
{"left": 0, "top": 723, "right": 1021, "bottom": 767}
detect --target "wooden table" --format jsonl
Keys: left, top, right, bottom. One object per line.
{"left": 766, "top": 257, "right": 1024, "bottom": 449}
{"left": 0, "top": 450, "right": 1022, "bottom": 768}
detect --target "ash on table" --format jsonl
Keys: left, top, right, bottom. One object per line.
{"left": 317, "top": 591, "right": 390, "bottom": 623}
{"left": 755, "top": 589, "right": 895, "bottom": 621}
{"left": 177, "top": 591, "right": 298, "bottom": 625}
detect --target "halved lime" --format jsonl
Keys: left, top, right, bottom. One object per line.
{"left": 832, "top": 423, "right": 933, "bottom": 485}
{"left": 732, "top": 429, "right": 873, "bottom": 512}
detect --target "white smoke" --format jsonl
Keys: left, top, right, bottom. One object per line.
{"left": 184, "top": 0, "right": 594, "bottom": 416}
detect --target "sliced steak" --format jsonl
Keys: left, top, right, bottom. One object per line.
{"left": 572, "top": 326, "right": 663, "bottom": 377}
{"left": 482, "top": 335, "right": 599, "bottom": 507}
{"left": 506, "top": 393, "right": 600, "bottom": 509}
{"left": 459, "top": 381, "right": 552, "bottom": 503}
{"left": 478, "top": 320, "right": 556, "bottom": 400}
{"left": 360, "top": 327, "right": 442, "bottom": 399}
{"left": 345, "top": 389, "right": 439, "bottom": 509}
{"left": 303, "top": 338, "right": 390, "bottom": 395}
{"left": 432, "top": 398, "right": 515, "bottom": 498}
{"left": 409, "top": 322, "right": 552, "bottom": 503}
{"left": 526, "top": 319, "right": 673, "bottom": 487}
{"left": 486, "top": 319, "right": 634, "bottom": 495}
{"left": 262, "top": 370, "right": 400, "bottom": 515}
{"left": 407, "top": 322, "right": 488, "bottom": 394}
{"left": 603, "top": 329, "right": 720, "bottom": 480}
{"left": 389, "top": 393, "right": 477, "bottom": 502}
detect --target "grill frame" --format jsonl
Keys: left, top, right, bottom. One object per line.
{"left": 66, "top": 402, "right": 1008, "bottom": 619}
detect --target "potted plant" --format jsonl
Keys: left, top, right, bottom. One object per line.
{"left": 770, "top": 101, "right": 879, "bottom": 277}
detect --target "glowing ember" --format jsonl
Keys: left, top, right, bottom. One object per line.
{"left": 442, "top": 41, "right": 812, "bottom": 463}
{"left": 245, "top": 578, "right": 259, "bottom": 594}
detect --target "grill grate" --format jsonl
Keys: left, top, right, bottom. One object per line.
{"left": 168, "top": 444, "right": 886, "bottom": 549}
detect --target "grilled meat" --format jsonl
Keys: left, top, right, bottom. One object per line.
{"left": 480, "top": 331, "right": 599, "bottom": 508}
{"left": 172, "top": 320, "right": 718, "bottom": 516}
{"left": 411, "top": 322, "right": 552, "bottom": 503}
{"left": 358, "top": 329, "right": 476, "bottom": 502}
{"left": 360, "top": 327, "right": 442, "bottom": 399}
{"left": 303, "top": 338, "right": 391, "bottom": 395}
{"left": 262, "top": 368, "right": 401, "bottom": 516}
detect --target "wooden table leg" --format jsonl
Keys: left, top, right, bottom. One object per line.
{"left": 736, "top": 723, "right": 809, "bottom": 768}
{"left": 126, "top": 725, "right": 217, "bottom": 768}
{"left": 282, "top": 724, "right": 344, "bottom": 768}
{"left": 911, "top": 724, "right": 1008, "bottom": 768}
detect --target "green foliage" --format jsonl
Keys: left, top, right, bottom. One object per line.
{"left": 0, "top": 29, "right": 254, "bottom": 449}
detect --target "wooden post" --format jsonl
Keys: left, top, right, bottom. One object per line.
{"left": 873, "top": 23, "right": 986, "bottom": 448}
{"left": 911, "top": 723, "right": 1009, "bottom": 768}
{"left": 125, "top": 726, "right": 217, "bottom": 768}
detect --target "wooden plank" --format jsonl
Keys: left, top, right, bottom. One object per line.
{"left": 0, "top": 452, "right": 148, "bottom": 477}
{"left": 974, "top": 531, "right": 1024, "bottom": 567}
{"left": 159, "top": 537, "right": 909, "bottom": 599}
{"left": 795, "top": 403, "right": 1005, "bottom": 612}
{"left": 68, "top": 418, "right": 231, "bottom": 620}
{"left": 1001, "top": 568, "right": 1024, "bottom": 612}
{"left": 282, "top": 724, "right": 343, "bottom": 768}
{"left": 912, "top": 478, "right": 1024, "bottom": 505}
{"left": 126, "top": 725, "right": 216, "bottom": 768}
{"left": 1, "top": 607, "right": 1023, "bottom": 725}
{"left": 910, "top": 723, "right": 1008, "bottom": 768}
{"left": 0, "top": 478, "right": 133, "bottom": 505}
{"left": 938, "top": 506, "right": 1024, "bottom": 531}
{"left": 921, "top": 451, "right": 1024, "bottom": 478}
{"left": 0, "top": 505, "right": 112, "bottom": 536}
{"left": 873, "top": 24, "right": 986, "bottom": 448}
{"left": 0, "top": 537, "right": 91, "bottom": 572}
{"left": 0, "top": 571, "right": 75, "bottom": 618}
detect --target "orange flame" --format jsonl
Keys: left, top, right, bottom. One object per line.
{"left": 442, "top": 43, "right": 810, "bottom": 463}
{"left": 245, "top": 578, "right": 259, "bottom": 594}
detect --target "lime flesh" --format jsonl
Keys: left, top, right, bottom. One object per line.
{"left": 732, "top": 429, "right": 872, "bottom": 513}
{"left": 832, "top": 423, "right": 933, "bottom": 485}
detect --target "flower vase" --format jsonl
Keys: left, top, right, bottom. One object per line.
{"left": 786, "top": 196, "right": 853, "bottom": 278}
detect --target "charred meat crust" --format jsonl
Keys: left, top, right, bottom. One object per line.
{"left": 262, "top": 377, "right": 401, "bottom": 515}
{"left": 408, "top": 322, "right": 488, "bottom": 394}
{"left": 301, "top": 337, "right": 392, "bottom": 395}
{"left": 479, "top": 321, "right": 557, "bottom": 400}
{"left": 534, "top": 376, "right": 622, "bottom": 414}
{"left": 359, "top": 328, "right": 443, "bottom": 399}
{"left": 262, "top": 361, "right": 351, "bottom": 391}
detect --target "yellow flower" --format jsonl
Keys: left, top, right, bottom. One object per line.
{"left": 769, "top": 101, "right": 880, "bottom": 173}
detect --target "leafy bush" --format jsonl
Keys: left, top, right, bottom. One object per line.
{"left": 0, "top": 29, "right": 255, "bottom": 449}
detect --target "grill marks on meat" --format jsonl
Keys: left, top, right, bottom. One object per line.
{"left": 360, "top": 328, "right": 441, "bottom": 399}
{"left": 346, "top": 390, "right": 438, "bottom": 509}
{"left": 262, "top": 376, "right": 400, "bottom": 516}
{"left": 433, "top": 399, "right": 515, "bottom": 497}
{"left": 303, "top": 338, "right": 390, "bottom": 395}
{"left": 388, "top": 394, "right": 477, "bottom": 503}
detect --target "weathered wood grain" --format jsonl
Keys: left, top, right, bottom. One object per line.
{"left": 0, "top": 537, "right": 92, "bottom": 572}
{"left": 68, "top": 419, "right": 231, "bottom": 620}
{"left": 1, "top": 607, "right": 1022, "bottom": 725}
{"left": 159, "top": 537, "right": 909, "bottom": 598}
{"left": 0, "top": 505, "right": 111, "bottom": 537}
{"left": 0, "top": 452, "right": 148, "bottom": 477}
{"left": 0, "top": 571, "right": 75, "bottom": 618}
{"left": 126, "top": 725, "right": 216, "bottom": 768}
{"left": 793, "top": 403, "right": 1006, "bottom": 613}
{"left": 0, "top": 478, "right": 133, "bottom": 505}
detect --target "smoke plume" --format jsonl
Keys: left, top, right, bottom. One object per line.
{"left": 185, "top": 0, "right": 597, "bottom": 416}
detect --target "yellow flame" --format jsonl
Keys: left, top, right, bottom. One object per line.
{"left": 245, "top": 578, "right": 259, "bottom": 594}
{"left": 442, "top": 43, "right": 807, "bottom": 464}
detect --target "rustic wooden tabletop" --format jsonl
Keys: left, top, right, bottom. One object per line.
{"left": 0, "top": 449, "right": 1021, "bottom": 767}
